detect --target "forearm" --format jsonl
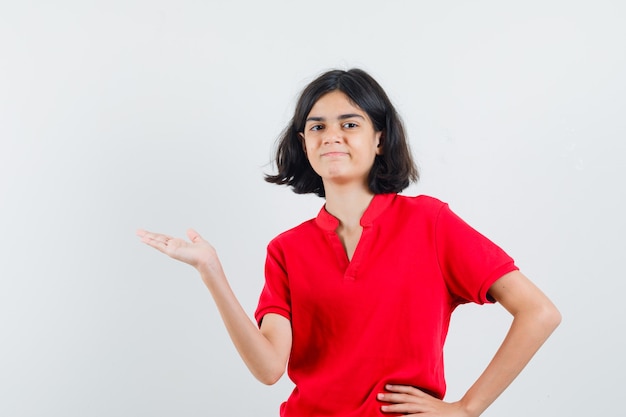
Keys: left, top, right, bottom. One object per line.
{"left": 197, "top": 262, "right": 288, "bottom": 385}
{"left": 458, "top": 303, "right": 561, "bottom": 416}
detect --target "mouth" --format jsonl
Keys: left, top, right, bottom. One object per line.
{"left": 321, "top": 152, "right": 349, "bottom": 158}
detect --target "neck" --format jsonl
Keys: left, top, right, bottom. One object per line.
{"left": 323, "top": 182, "right": 374, "bottom": 230}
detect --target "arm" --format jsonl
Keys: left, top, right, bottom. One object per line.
{"left": 379, "top": 270, "right": 561, "bottom": 416}
{"left": 455, "top": 270, "right": 561, "bottom": 415}
{"left": 137, "top": 228, "right": 292, "bottom": 385}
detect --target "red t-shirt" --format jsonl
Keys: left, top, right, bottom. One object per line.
{"left": 255, "top": 194, "right": 518, "bottom": 417}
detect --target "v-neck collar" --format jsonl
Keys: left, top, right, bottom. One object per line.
{"left": 315, "top": 193, "right": 396, "bottom": 280}
{"left": 315, "top": 193, "right": 396, "bottom": 231}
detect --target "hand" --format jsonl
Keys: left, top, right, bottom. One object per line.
{"left": 378, "top": 385, "right": 471, "bottom": 416}
{"left": 136, "top": 228, "right": 221, "bottom": 273}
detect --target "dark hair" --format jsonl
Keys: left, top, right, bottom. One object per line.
{"left": 265, "top": 68, "right": 418, "bottom": 198}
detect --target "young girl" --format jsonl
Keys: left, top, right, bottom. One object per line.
{"left": 137, "top": 68, "right": 560, "bottom": 417}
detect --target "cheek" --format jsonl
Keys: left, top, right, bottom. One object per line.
{"left": 302, "top": 142, "right": 316, "bottom": 165}
{"left": 303, "top": 136, "right": 318, "bottom": 154}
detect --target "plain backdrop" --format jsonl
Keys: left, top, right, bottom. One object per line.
{"left": 1, "top": 1, "right": 624, "bottom": 416}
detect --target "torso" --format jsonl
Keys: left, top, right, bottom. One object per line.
{"left": 255, "top": 193, "right": 519, "bottom": 417}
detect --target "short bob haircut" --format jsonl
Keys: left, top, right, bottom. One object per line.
{"left": 265, "top": 68, "right": 418, "bottom": 198}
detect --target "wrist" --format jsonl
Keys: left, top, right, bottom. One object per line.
{"left": 455, "top": 397, "right": 483, "bottom": 417}
{"left": 196, "top": 257, "right": 225, "bottom": 283}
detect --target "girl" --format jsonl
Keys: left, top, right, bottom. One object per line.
{"left": 137, "top": 68, "right": 560, "bottom": 416}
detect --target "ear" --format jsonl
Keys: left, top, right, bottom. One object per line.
{"left": 375, "top": 131, "right": 384, "bottom": 155}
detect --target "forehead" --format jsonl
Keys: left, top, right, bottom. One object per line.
{"left": 308, "top": 90, "right": 365, "bottom": 116}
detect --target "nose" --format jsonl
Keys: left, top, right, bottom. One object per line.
{"left": 322, "top": 125, "right": 342, "bottom": 145}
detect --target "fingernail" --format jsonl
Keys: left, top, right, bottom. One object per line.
{"left": 377, "top": 393, "right": 384, "bottom": 400}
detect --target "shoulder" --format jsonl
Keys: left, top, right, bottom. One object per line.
{"left": 392, "top": 194, "right": 449, "bottom": 217}
{"left": 268, "top": 218, "right": 318, "bottom": 248}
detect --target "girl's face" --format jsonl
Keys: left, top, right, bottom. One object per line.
{"left": 300, "top": 90, "right": 382, "bottom": 190}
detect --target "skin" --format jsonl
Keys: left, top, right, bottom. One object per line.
{"left": 136, "top": 227, "right": 291, "bottom": 385}
{"left": 137, "top": 90, "right": 561, "bottom": 416}
{"left": 378, "top": 270, "right": 561, "bottom": 416}
{"left": 299, "top": 90, "right": 383, "bottom": 259}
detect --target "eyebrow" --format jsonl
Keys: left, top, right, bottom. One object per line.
{"left": 305, "top": 113, "right": 366, "bottom": 123}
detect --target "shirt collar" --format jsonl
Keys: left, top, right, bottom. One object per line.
{"left": 315, "top": 193, "right": 396, "bottom": 231}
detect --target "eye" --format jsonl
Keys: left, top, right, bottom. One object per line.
{"left": 309, "top": 124, "right": 324, "bottom": 131}
{"left": 343, "top": 122, "right": 358, "bottom": 129}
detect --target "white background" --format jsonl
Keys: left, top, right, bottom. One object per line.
{"left": 1, "top": 1, "right": 624, "bottom": 415}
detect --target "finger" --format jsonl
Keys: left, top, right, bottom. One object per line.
{"left": 380, "top": 404, "right": 415, "bottom": 414}
{"left": 378, "top": 392, "right": 419, "bottom": 405}
{"left": 137, "top": 228, "right": 160, "bottom": 239}
{"left": 186, "top": 228, "right": 203, "bottom": 243}
{"left": 138, "top": 229, "right": 171, "bottom": 242}
{"left": 380, "top": 401, "right": 425, "bottom": 415}
{"left": 138, "top": 229, "right": 173, "bottom": 249}
{"left": 385, "top": 384, "right": 426, "bottom": 397}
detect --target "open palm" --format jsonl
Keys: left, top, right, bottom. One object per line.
{"left": 136, "top": 228, "right": 217, "bottom": 270}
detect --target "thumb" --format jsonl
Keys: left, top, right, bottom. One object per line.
{"left": 186, "top": 228, "right": 203, "bottom": 243}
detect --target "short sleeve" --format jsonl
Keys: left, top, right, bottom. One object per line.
{"left": 254, "top": 240, "right": 292, "bottom": 327}
{"left": 435, "top": 203, "right": 518, "bottom": 305}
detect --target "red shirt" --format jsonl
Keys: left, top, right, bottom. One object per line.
{"left": 255, "top": 194, "right": 518, "bottom": 417}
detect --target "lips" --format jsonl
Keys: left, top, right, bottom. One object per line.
{"left": 321, "top": 151, "right": 349, "bottom": 158}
